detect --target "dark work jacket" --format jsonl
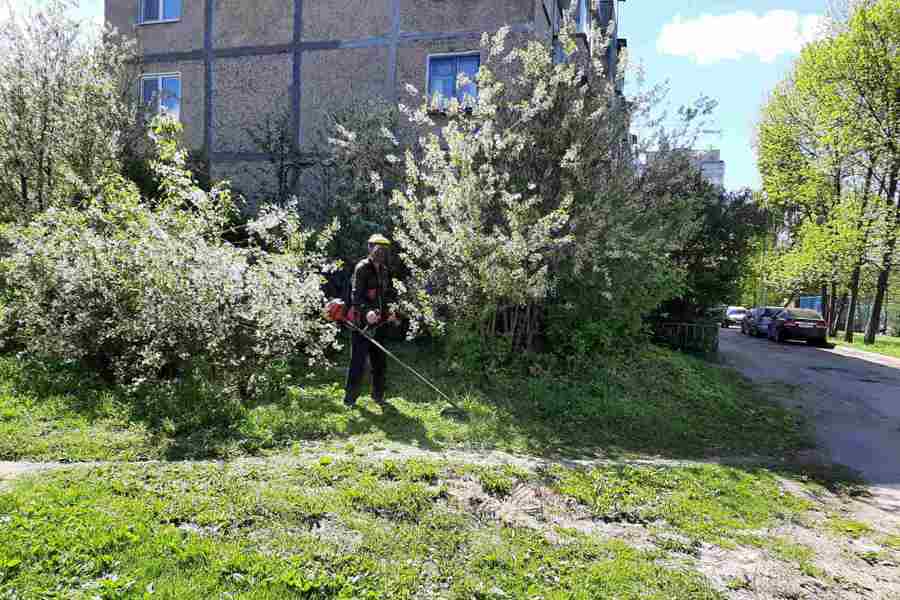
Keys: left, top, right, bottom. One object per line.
{"left": 349, "top": 257, "right": 395, "bottom": 324}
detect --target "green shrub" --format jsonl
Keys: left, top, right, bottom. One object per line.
{"left": 0, "top": 118, "right": 340, "bottom": 398}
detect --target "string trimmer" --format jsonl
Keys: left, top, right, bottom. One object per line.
{"left": 325, "top": 299, "right": 468, "bottom": 420}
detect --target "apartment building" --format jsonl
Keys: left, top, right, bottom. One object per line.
{"left": 106, "top": 0, "right": 627, "bottom": 197}
{"left": 693, "top": 149, "right": 726, "bottom": 189}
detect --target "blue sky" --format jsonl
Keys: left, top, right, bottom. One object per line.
{"left": 8, "top": 0, "right": 826, "bottom": 191}
{"left": 618, "top": 0, "right": 826, "bottom": 191}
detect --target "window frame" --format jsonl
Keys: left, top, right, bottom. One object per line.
{"left": 577, "top": 0, "right": 592, "bottom": 35}
{"left": 425, "top": 51, "right": 482, "bottom": 113}
{"left": 140, "top": 72, "right": 182, "bottom": 122}
{"left": 138, "top": 0, "right": 182, "bottom": 25}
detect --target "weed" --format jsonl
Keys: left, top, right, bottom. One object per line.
{"left": 726, "top": 575, "right": 753, "bottom": 590}
{"left": 549, "top": 464, "right": 810, "bottom": 545}
{"left": 858, "top": 550, "right": 888, "bottom": 565}
{"left": 827, "top": 517, "right": 873, "bottom": 539}
{"left": 799, "top": 561, "right": 825, "bottom": 579}
{"left": 0, "top": 460, "right": 728, "bottom": 598}
{"left": 0, "top": 341, "right": 811, "bottom": 462}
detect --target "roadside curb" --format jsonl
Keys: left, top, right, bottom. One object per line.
{"left": 827, "top": 344, "right": 900, "bottom": 369}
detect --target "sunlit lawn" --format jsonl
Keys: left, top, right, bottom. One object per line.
{"left": 0, "top": 338, "right": 811, "bottom": 463}
{"left": 830, "top": 332, "right": 900, "bottom": 360}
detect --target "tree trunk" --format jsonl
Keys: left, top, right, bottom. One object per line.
{"left": 865, "top": 270, "right": 890, "bottom": 343}
{"left": 830, "top": 291, "right": 847, "bottom": 337}
{"left": 845, "top": 158, "right": 877, "bottom": 343}
{"left": 828, "top": 283, "right": 838, "bottom": 329}
{"left": 845, "top": 265, "right": 862, "bottom": 342}
{"left": 864, "top": 161, "right": 900, "bottom": 344}
{"left": 820, "top": 284, "right": 830, "bottom": 326}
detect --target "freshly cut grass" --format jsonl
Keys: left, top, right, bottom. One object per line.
{"left": 0, "top": 459, "right": 736, "bottom": 599}
{"left": 827, "top": 516, "right": 874, "bottom": 539}
{"left": 549, "top": 464, "right": 811, "bottom": 545}
{"left": 0, "top": 340, "right": 811, "bottom": 462}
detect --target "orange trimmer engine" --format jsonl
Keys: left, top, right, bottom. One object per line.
{"left": 324, "top": 299, "right": 348, "bottom": 323}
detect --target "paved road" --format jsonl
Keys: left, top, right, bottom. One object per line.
{"left": 720, "top": 328, "right": 900, "bottom": 499}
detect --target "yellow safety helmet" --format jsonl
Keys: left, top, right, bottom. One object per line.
{"left": 368, "top": 234, "right": 392, "bottom": 246}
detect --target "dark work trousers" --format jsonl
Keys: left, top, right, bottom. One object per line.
{"left": 344, "top": 329, "right": 387, "bottom": 405}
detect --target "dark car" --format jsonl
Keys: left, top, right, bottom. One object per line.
{"left": 742, "top": 306, "right": 783, "bottom": 337}
{"left": 767, "top": 309, "right": 828, "bottom": 345}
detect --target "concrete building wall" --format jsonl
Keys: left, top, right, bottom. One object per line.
{"left": 214, "top": 0, "right": 294, "bottom": 48}
{"left": 399, "top": 0, "right": 533, "bottom": 33}
{"left": 107, "top": 0, "right": 622, "bottom": 201}
{"left": 104, "top": 0, "right": 135, "bottom": 37}
{"left": 303, "top": 0, "right": 392, "bottom": 40}
{"left": 694, "top": 150, "right": 726, "bottom": 189}
{"left": 212, "top": 55, "right": 293, "bottom": 153}
{"left": 211, "top": 160, "right": 278, "bottom": 205}
{"left": 301, "top": 47, "right": 391, "bottom": 140}
{"left": 106, "top": 1, "right": 204, "bottom": 54}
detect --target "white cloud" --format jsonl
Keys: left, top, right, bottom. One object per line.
{"left": 657, "top": 10, "right": 826, "bottom": 65}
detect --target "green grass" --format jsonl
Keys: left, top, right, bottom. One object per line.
{"left": 0, "top": 459, "right": 733, "bottom": 599}
{"left": 827, "top": 516, "right": 874, "bottom": 539}
{"left": 549, "top": 464, "right": 811, "bottom": 546}
{"left": 830, "top": 333, "right": 900, "bottom": 359}
{"left": 0, "top": 359, "right": 161, "bottom": 462}
{"left": 0, "top": 339, "right": 811, "bottom": 462}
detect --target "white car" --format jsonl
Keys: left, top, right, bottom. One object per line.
{"left": 722, "top": 306, "right": 748, "bottom": 328}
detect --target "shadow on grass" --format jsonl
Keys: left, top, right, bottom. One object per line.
{"left": 775, "top": 460, "right": 869, "bottom": 497}
{"left": 0, "top": 337, "right": 817, "bottom": 465}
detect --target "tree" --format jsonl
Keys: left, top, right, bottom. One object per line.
{"left": 799, "top": 0, "right": 900, "bottom": 344}
{"left": 248, "top": 98, "right": 405, "bottom": 299}
{"left": 757, "top": 0, "right": 900, "bottom": 342}
{"left": 660, "top": 187, "right": 769, "bottom": 322}
{"left": 0, "top": 0, "right": 142, "bottom": 222}
{"left": 391, "top": 23, "right": 714, "bottom": 357}
{"left": 767, "top": 196, "right": 870, "bottom": 309}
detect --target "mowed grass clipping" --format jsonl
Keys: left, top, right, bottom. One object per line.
{"left": 548, "top": 464, "right": 811, "bottom": 546}
{"left": 0, "top": 341, "right": 810, "bottom": 462}
{"left": 0, "top": 458, "right": 825, "bottom": 598}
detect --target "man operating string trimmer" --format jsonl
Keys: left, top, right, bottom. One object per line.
{"left": 325, "top": 234, "right": 463, "bottom": 416}
{"left": 342, "top": 234, "right": 399, "bottom": 408}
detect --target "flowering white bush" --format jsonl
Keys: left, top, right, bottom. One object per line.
{"left": 0, "top": 118, "right": 340, "bottom": 397}
{"left": 0, "top": 0, "right": 143, "bottom": 222}
{"left": 391, "top": 22, "right": 710, "bottom": 354}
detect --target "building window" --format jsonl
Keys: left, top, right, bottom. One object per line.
{"left": 139, "top": 0, "right": 181, "bottom": 24}
{"left": 577, "top": 0, "right": 591, "bottom": 34}
{"left": 141, "top": 74, "right": 181, "bottom": 121}
{"left": 428, "top": 54, "right": 480, "bottom": 111}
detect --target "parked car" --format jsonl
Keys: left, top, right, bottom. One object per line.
{"left": 742, "top": 306, "right": 783, "bottom": 337}
{"left": 721, "top": 306, "right": 748, "bottom": 328}
{"left": 767, "top": 309, "right": 828, "bottom": 345}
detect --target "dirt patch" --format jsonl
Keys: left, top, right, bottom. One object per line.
{"left": 0, "top": 461, "right": 68, "bottom": 490}
{"left": 693, "top": 543, "right": 821, "bottom": 600}
{"left": 444, "top": 477, "right": 659, "bottom": 550}
{"left": 675, "top": 478, "right": 900, "bottom": 599}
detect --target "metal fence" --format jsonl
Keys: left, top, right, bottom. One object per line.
{"left": 652, "top": 322, "right": 720, "bottom": 355}
{"left": 799, "top": 295, "right": 898, "bottom": 335}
